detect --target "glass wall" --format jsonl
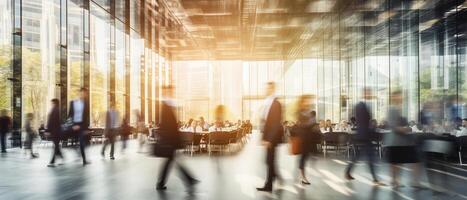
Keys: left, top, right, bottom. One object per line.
{"left": 0, "top": 0, "right": 13, "bottom": 112}
{"left": 279, "top": 0, "right": 467, "bottom": 124}
{"left": 130, "top": 30, "right": 143, "bottom": 124}
{"left": 115, "top": 20, "right": 126, "bottom": 116}
{"left": 68, "top": 0, "right": 84, "bottom": 100}
{"left": 89, "top": 2, "right": 110, "bottom": 127}
{"left": 21, "top": 0, "right": 60, "bottom": 125}
{"left": 0, "top": 0, "right": 168, "bottom": 133}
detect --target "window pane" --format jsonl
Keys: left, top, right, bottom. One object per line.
{"left": 22, "top": 0, "right": 60, "bottom": 126}
{"left": 90, "top": 2, "right": 110, "bottom": 127}
{"left": 0, "top": 0, "right": 12, "bottom": 112}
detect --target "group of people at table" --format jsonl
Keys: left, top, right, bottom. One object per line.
{"left": 178, "top": 117, "right": 253, "bottom": 133}
{"left": 283, "top": 114, "right": 467, "bottom": 137}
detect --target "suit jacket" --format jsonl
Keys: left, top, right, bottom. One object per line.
{"left": 159, "top": 101, "right": 182, "bottom": 149}
{"left": 46, "top": 106, "right": 61, "bottom": 137}
{"left": 68, "top": 100, "right": 90, "bottom": 129}
{"left": 355, "top": 101, "right": 371, "bottom": 137}
{"left": 262, "top": 98, "right": 284, "bottom": 146}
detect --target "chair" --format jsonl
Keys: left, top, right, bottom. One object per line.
{"left": 208, "top": 132, "right": 231, "bottom": 155}
{"left": 181, "top": 132, "right": 195, "bottom": 156}
{"left": 323, "top": 132, "right": 350, "bottom": 158}
{"left": 458, "top": 136, "right": 467, "bottom": 165}
{"left": 90, "top": 128, "right": 105, "bottom": 144}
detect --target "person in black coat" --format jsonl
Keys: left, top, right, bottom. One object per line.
{"left": 156, "top": 85, "right": 198, "bottom": 191}
{"left": 0, "top": 109, "right": 12, "bottom": 153}
{"left": 47, "top": 99, "right": 63, "bottom": 167}
{"left": 68, "top": 88, "right": 90, "bottom": 166}
{"left": 257, "top": 82, "right": 284, "bottom": 192}
{"left": 344, "top": 88, "right": 383, "bottom": 185}
{"left": 295, "top": 95, "right": 319, "bottom": 185}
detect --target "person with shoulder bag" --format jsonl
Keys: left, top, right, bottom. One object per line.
{"left": 294, "top": 95, "right": 317, "bottom": 185}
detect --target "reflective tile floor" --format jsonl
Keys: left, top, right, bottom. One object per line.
{"left": 1, "top": 132, "right": 467, "bottom": 200}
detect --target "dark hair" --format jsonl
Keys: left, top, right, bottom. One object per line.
{"left": 51, "top": 98, "right": 59, "bottom": 105}
{"left": 80, "top": 87, "right": 88, "bottom": 92}
{"left": 310, "top": 110, "right": 316, "bottom": 117}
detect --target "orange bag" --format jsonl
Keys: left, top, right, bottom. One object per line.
{"left": 289, "top": 136, "right": 302, "bottom": 155}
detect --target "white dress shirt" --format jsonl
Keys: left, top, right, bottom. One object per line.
{"left": 108, "top": 109, "right": 120, "bottom": 129}
{"left": 262, "top": 95, "right": 275, "bottom": 120}
{"left": 456, "top": 127, "right": 467, "bottom": 137}
{"left": 72, "top": 99, "right": 84, "bottom": 123}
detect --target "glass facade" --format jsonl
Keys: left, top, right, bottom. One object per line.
{"left": 21, "top": 0, "right": 60, "bottom": 125}
{"left": 0, "top": 0, "right": 167, "bottom": 130}
{"left": 0, "top": 0, "right": 13, "bottom": 112}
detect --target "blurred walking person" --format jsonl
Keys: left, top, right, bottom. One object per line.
{"left": 257, "top": 82, "right": 284, "bottom": 192}
{"left": 120, "top": 117, "right": 131, "bottom": 153}
{"left": 156, "top": 85, "right": 198, "bottom": 191}
{"left": 24, "top": 113, "right": 38, "bottom": 158}
{"left": 135, "top": 110, "right": 146, "bottom": 153}
{"left": 295, "top": 95, "right": 320, "bottom": 185}
{"left": 385, "top": 90, "right": 421, "bottom": 187}
{"left": 101, "top": 102, "right": 120, "bottom": 160}
{"left": 345, "top": 88, "right": 383, "bottom": 185}
{"left": 47, "top": 99, "right": 63, "bottom": 167}
{"left": 69, "top": 88, "right": 90, "bottom": 166}
{"left": 0, "top": 109, "right": 12, "bottom": 153}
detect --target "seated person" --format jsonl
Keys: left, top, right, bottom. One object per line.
{"left": 185, "top": 120, "right": 203, "bottom": 133}
{"left": 378, "top": 120, "right": 389, "bottom": 130}
{"left": 432, "top": 122, "right": 446, "bottom": 135}
{"left": 456, "top": 119, "right": 467, "bottom": 137}
{"left": 370, "top": 119, "right": 378, "bottom": 129}
{"left": 336, "top": 120, "right": 350, "bottom": 132}
{"left": 182, "top": 118, "right": 194, "bottom": 130}
{"left": 209, "top": 121, "right": 225, "bottom": 132}
{"left": 408, "top": 121, "right": 423, "bottom": 133}
{"left": 322, "top": 119, "right": 333, "bottom": 132}
{"left": 199, "top": 117, "right": 210, "bottom": 131}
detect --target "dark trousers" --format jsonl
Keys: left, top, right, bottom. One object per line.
{"left": 102, "top": 130, "right": 116, "bottom": 157}
{"left": 264, "top": 146, "right": 278, "bottom": 189}
{"left": 345, "top": 143, "right": 378, "bottom": 181}
{"left": 0, "top": 132, "right": 6, "bottom": 152}
{"left": 73, "top": 124, "right": 87, "bottom": 163}
{"left": 157, "top": 153, "right": 195, "bottom": 187}
{"left": 50, "top": 138, "right": 63, "bottom": 164}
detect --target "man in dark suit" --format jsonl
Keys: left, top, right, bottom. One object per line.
{"left": 257, "top": 82, "right": 284, "bottom": 192}
{"left": 68, "top": 88, "right": 90, "bottom": 166}
{"left": 345, "top": 88, "right": 383, "bottom": 185}
{"left": 47, "top": 99, "right": 63, "bottom": 167}
{"left": 156, "top": 85, "right": 198, "bottom": 191}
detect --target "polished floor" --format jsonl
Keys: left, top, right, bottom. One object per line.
{"left": 1, "top": 132, "right": 467, "bottom": 200}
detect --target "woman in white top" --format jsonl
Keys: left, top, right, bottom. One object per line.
{"left": 185, "top": 121, "right": 203, "bottom": 133}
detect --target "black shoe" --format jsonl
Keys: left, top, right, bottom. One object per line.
{"left": 83, "top": 161, "right": 91, "bottom": 166}
{"left": 110, "top": 157, "right": 115, "bottom": 160}
{"left": 256, "top": 187, "right": 272, "bottom": 192}
{"left": 1, "top": 150, "right": 6, "bottom": 153}
{"left": 47, "top": 163, "right": 56, "bottom": 167}
{"left": 156, "top": 186, "right": 167, "bottom": 190}
{"left": 345, "top": 173, "right": 355, "bottom": 181}
{"left": 301, "top": 179, "right": 311, "bottom": 185}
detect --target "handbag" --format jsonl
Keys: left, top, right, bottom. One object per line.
{"left": 289, "top": 136, "right": 302, "bottom": 155}
{"left": 61, "top": 118, "right": 74, "bottom": 138}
